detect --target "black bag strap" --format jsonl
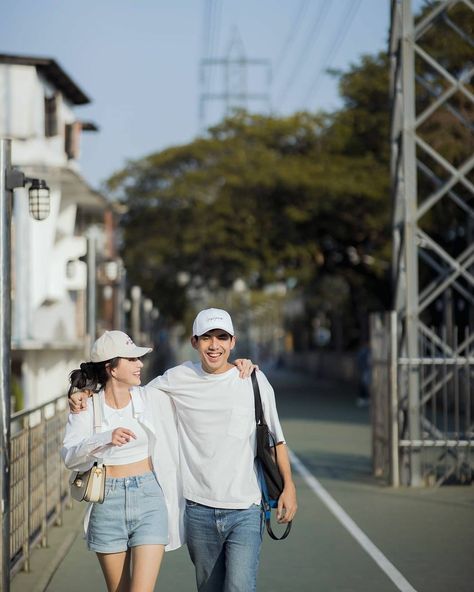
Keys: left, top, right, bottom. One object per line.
{"left": 264, "top": 507, "right": 292, "bottom": 540}
{"left": 251, "top": 369, "right": 265, "bottom": 425}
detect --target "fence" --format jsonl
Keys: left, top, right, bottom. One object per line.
{"left": 9, "top": 395, "right": 70, "bottom": 577}
{"left": 371, "top": 311, "right": 474, "bottom": 486}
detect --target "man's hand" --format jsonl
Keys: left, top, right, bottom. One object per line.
{"left": 69, "top": 390, "right": 91, "bottom": 414}
{"left": 234, "top": 359, "right": 259, "bottom": 378}
{"left": 111, "top": 427, "right": 136, "bottom": 446}
{"left": 277, "top": 481, "right": 297, "bottom": 523}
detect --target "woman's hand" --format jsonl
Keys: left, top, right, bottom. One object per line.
{"left": 234, "top": 358, "right": 259, "bottom": 378}
{"left": 69, "top": 390, "right": 91, "bottom": 413}
{"left": 111, "top": 428, "right": 136, "bottom": 446}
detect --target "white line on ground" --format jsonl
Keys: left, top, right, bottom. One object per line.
{"left": 289, "top": 449, "right": 418, "bottom": 592}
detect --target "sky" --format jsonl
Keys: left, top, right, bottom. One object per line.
{"left": 1, "top": 0, "right": 425, "bottom": 189}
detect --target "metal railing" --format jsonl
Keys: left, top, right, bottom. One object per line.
{"left": 10, "top": 395, "right": 71, "bottom": 577}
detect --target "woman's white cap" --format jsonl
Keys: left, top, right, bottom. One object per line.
{"left": 90, "top": 331, "right": 152, "bottom": 363}
{"left": 192, "top": 308, "right": 234, "bottom": 337}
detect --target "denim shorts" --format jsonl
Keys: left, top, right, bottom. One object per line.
{"left": 87, "top": 471, "right": 169, "bottom": 553}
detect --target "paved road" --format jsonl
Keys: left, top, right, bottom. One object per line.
{"left": 17, "top": 368, "right": 473, "bottom": 592}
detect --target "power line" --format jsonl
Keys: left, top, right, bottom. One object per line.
{"left": 200, "top": 0, "right": 224, "bottom": 123}
{"left": 201, "top": 0, "right": 213, "bottom": 98}
{"left": 276, "top": 0, "right": 331, "bottom": 107}
{"left": 273, "top": 0, "right": 310, "bottom": 79}
{"left": 202, "top": 0, "right": 212, "bottom": 59}
{"left": 201, "top": 0, "right": 223, "bottom": 95}
{"left": 303, "top": 0, "right": 362, "bottom": 107}
{"left": 209, "top": 0, "right": 223, "bottom": 63}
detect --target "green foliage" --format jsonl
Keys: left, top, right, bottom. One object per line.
{"left": 11, "top": 376, "right": 24, "bottom": 412}
{"left": 109, "top": 102, "right": 391, "bottom": 326}
{"left": 108, "top": 2, "right": 470, "bottom": 345}
{"left": 108, "top": 55, "right": 393, "bottom": 329}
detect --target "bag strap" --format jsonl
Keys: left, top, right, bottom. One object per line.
{"left": 264, "top": 505, "right": 292, "bottom": 540}
{"left": 251, "top": 369, "right": 265, "bottom": 425}
{"left": 91, "top": 392, "right": 103, "bottom": 433}
{"left": 251, "top": 370, "right": 291, "bottom": 540}
{"left": 258, "top": 465, "right": 292, "bottom": 540}
{"left": 91, "top": 393, "right": 104, "bottom": 468}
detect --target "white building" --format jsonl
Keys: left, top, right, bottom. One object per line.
{"left": 0, "top": 53, "right": 109, "bottom": 409}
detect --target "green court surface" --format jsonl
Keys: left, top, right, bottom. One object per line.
{"left": 21, "top": 369, "right": 473, "bottom": 592}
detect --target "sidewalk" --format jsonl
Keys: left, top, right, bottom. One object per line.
{"left": 11, "top": 500, "right": 85, "bottom": 592}
{"left": 11, "top": 368, "right": 474, "bottom": 592}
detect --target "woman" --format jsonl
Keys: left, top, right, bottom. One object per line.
{"left": 62, "top": 330, "right": 183, "bottom": 592}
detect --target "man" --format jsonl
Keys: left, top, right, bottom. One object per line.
{"left": 70, "top": 308, "right": 297, "bottom": 591}
{"left": 146, "top": 308, "right": 297, "bottom": 592}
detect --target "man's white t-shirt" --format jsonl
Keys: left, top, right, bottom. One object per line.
{"left": 147, "top": 363, "right": 285, "bottom": 509}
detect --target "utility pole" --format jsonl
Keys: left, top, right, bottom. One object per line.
{"left": 390, "top": 0, "right": 474, "bottom": 485}
{"left": 199, "top": 29, "right": 271, "bottom": 129}
{"left": 0, "top": 139, "right": 50, "bottom": 591}
{"left": 86, "top": 227, "right": 99, "bottom": 344}
{"left": 0, "top": 139, "right": 13, "bottom": 592}
{"left": 130, "top": 285, "right": 142, "bottom": 343}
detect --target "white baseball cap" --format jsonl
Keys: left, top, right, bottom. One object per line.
{"left": 90, "top": 331, "right": 152, "bottom": 363}
{"left": 192, "top": 308, "right": 235, "bottom": 337}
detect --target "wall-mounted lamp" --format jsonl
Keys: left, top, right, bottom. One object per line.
{"left": 27, "top": 178, "right": 50, "bottom": 220}
{"left": 6, "top": 169, "right": 50, "bottom": 221}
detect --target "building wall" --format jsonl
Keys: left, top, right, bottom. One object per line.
{"left": 0, "top": 64, "right": 79, "bottom": 168}
{"left": 1, "top": 60, "right": 103, "bottom": 408}
{"left": 21, "top": 348, "right": 85, "bottom": 408}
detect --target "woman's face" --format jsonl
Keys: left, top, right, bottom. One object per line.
{"left": 108, "top": 357, "right": 144, "bottom": 386}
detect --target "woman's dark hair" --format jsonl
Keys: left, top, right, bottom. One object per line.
{"left": 68, "top": 358, "right": 120, "bottom": 397}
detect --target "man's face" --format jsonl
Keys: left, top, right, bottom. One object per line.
{"left": 191, "top": 329, "right": 236, "bottom": 374}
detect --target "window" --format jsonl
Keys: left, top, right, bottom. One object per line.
{"left": 64, "top": 122, "right": 81, "bottom": 160}
{"left": 44, "top": 93, "right": 59, "bottom": 137}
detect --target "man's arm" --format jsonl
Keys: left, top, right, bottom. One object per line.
{"left": 275, "top": 443, "right": 297, "bottom": 523}
{"left": 256, "top": 371, "right": 297, "bottom": 523}
{"left": 69, "top": 358, "right": 259, "bottom": 413}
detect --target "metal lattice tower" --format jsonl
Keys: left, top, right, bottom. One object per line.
{"left": 199, "top": 29, "right": 272, "bottom": 129}
{"left": 390, "top": 0, "right": 474, "bottom": 485}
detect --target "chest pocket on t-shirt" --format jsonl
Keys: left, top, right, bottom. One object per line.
{"left": 227, "top": 406, "right": 254, "bottom": 439}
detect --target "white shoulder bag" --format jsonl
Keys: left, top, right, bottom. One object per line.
{"left": 69, "top": 393, "right": 106, "bottom": 503}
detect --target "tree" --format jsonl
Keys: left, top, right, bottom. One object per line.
{"left": 108, "top": 0, "right": 470, "bottom": 344}
{"left": 108, "top": 105, "right": 391, "bottom": 334}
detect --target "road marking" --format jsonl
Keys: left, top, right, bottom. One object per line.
{"left": 289, "top": 450, "right": 418, "bottom": 592}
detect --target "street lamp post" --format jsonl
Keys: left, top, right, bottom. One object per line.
{"left": 86, "top": 227, "right": 99, "bottom": 343}
{"left": 130, "top": 285, "right": 142, "bottom": 343}
{"left": 0, "top": 139, "right": 13, "bottom": 592}
{"left": 0, "top": 138, "right": 50, "bottom": 591}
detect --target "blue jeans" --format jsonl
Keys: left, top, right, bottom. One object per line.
{"left": 185, "top": 500, "right": 264, "bottom": 592}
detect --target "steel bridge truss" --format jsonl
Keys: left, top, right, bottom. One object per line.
{"left": 389, "top": 0, "right": 474, "bottom": 485}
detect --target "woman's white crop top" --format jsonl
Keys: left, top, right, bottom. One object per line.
{"left": 101, "top": 400, "right": 149, "bottom": 465}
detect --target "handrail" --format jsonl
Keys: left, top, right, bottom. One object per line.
{"left": 10, "top": 394, "right": 71, "bottom": 577}
{"left": 11, "top": 393, "right": 66, "bottom": 421}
